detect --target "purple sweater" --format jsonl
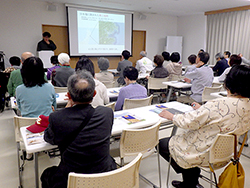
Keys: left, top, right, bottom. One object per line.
{"left": 115, "top": 83, "right": 147, "bottom": 111}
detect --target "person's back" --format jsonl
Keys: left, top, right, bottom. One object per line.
{"left": 95, "top": 57, "right": 114, "bottom": 85}
{"left": 136, "top": 51, "right": 154, "bottom": 74}
{"left": 150, "top": 54, "right": 169, "bottom": 78}
{"left": 7, "top": 69, "right": 23, "bottom": 96}
{"left": 213, "top": 58, "right": 229, "bottom": 76}
{"left": 91, "top": 79, "right": 109, "bottom": 107}
{"left": 166, "top": 52, "right": 182, "bottom": 80}
{"left": 117, "top": 50, "right": 132, "bottom": 85}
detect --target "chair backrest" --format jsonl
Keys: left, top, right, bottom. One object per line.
{"left": 14, "top": 116, "right": 37, "bottom": 142}
{"left": 209, "top": 134, "right": 234, "bottom": 165}
{"left": 119, "top": 120, "right": 161, "bottom": 158}
{"left": 54, "top": 86, "right": 68, "bottom": 93}
{"left": 105, "top": 102, "right": 116, "bottom": 111}
{"left": 67, "top": 153, "right": 142, "bottom": 188}
{"left": 202, "top": 85, "right": 223, "bottom": 103}
{"left": 147, "top": 77, "right": 169, "bottom": 90}
{"left": 102, "top": 81, "right": 115, "bottom": 88}
{"left": 122, "top": 95, "right": 153, "bottom": 110}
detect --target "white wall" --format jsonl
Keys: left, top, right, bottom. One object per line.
{"left": 0, "top": 0, "right": 66, "bottom": 67}
{"left": 0, "top": 0, "right": 204, "bottom": 68}
{"left": 177, "top": 14, "right": 207, "bottom": 65}
{"left": 133, "top": 13, "right": 178, "bottom": 60}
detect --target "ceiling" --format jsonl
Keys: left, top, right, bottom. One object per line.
{"left": 35, "top": 0, "right": 250, "bottom": 16}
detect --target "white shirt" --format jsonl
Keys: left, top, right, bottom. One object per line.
{"left": 135, "top": 57, "right": 154, "bottom": 74}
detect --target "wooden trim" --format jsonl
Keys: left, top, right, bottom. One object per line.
{"left": 42, "top": 24, "right": 67, "bottom": 28}
{"left": 205, "top": 5, "right": 250, "bottom": 15}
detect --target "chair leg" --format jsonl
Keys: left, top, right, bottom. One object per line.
{"left": 156, "top": 145, "right": 162, "bottom": 188}
{"left": 17, "top": 142, "right": 23, "bottom": 188}
{"left": 166, "top": 156, "right": 171, "bottom": 188}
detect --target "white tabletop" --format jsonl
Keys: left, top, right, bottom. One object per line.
{"left": 20, "top": 101, "right": 193, "bottom": 153}
{"left": 107, "top": 87, "right": 122, "bottom": 98}
{"left": 213, "top": 76, "right": 223, "bottom": 84}
{"left": 108, "top": 69, "right": 119, "bottom": 74}
{"left": 210, "top": 91, "right": 227, "bottom": 98}
{"left": 162, "top": 81, "right": 192, "bottom": 89}
{"left": 138, "top": 73, "right": 149, "bottom": 79}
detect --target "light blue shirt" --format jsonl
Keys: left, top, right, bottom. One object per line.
{"left": 16, "top": 83, "right": 56, "bottom": 117}
{"left": 185, "top": 65, "right": 214, "bottom": 103}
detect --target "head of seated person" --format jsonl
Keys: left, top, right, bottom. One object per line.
{"left": 228, "top": 54, "right": 242, "bottom": 67}
{"left": 196, "top": 52, "right": 210, "bottom": 66}
{"left": 58, "top": 53, "right": 70, "bottom": 66}
{"left": 98, "top": 57, "right": 110, "bottom": 72}
{"left": 122, "top": 50, "right": 131, "bottom": 60}
{"left": 224, "top": 65, "right": 250, "bottom": 98}
{"left": 50, "top": 55, "right": 59, "bottom": 66}
{"left": 21, "top": 57, "right": 47, "bottom": 87}
{"left": 170, "top": 52, "right": 180, "bottom": 63}
{"left": 215, "top": 52, "right": 225, "bottom": 62}
{"left": 10, "top": 56, "right": 21, "bottom": 66}
{"left": 162, "top": 51, "right": 170, "bottom": 61}
{"left": 123, "top": 66, "right": 138, "bottom": 85}
{"left": 67, "top": 70, "right": 96, "bottom": 104}
{"left": 188, "top": 54, "right": 197, "bottom": 65}
{"left": 75, "top": 57, "right": 95, "bottom": 77}
{"left": 153, "top": 55, "right": 164, "bottom": 67}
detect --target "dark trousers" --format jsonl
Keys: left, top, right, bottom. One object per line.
{"left": 159, "top": 137, "right": 201, "bottom": 187}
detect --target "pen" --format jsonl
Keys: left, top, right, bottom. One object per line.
{"left": 192, "top": 104, "right": 195, "bottom": 107}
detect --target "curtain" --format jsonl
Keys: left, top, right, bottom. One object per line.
{"left": 206, "top": 10, "right": 250, "bottom": 65}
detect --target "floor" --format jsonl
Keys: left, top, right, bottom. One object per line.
{"left": 1, "top": 108, "right": 250, "bottom": 188}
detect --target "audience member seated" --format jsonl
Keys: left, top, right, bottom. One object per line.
{"left": 166, "top": 52, "right": 182, "bottom": 81}
{"left": 52, "top": 53, "right": 74, "bottom": 87}
{"left": 116, "top": 50, "right": 132, "bottom": 86}
{"left": 218, "top": 54, "right": 242, "bottom": 82}
{"left": 7, "top": 52, "right": 34, "bottom": 97}
{"left": 224, "top": 51, "right": 231, "bottom": 62}
{"left": 150, "top": 55, "right": 169, "bottom": 78}
{"left": 75, "top": 56, "right": 109, "bottom": 107}
{"left": 162, "top": 51, "right": 171, "bottom": 68}
{"left": 115, "top": 66, "right": 147, "bottom": 111}
{"left": 177, "top": 52, "right": 214, "bottom": 104}
{"left": 184, "top": 54, "right": 197, "bottom": 74}
{"left": 135, "top": 51, "right": 154, "bottom": 74}
{"left": 3, "top": 56, "right": 21, "bottom": 73}
{"left": 16, "top": 57, "right": 56, "bottom": 117}
{"left": 46, "top": 55, "right": 60, "bottom": 80}
{"left": 41, "top": 71, "right": 116, "bottom": 188}
{"left": 239, "top": 53, "right": 250, "bottom": 66}
{"left": 95, "top": 57, "right": 114, "bottom": 86}
{"left": 158, "top": 65, "right": 250, "bottom": 188}
{"left": 213, "top": 52, "right": 229, "bottom": 76}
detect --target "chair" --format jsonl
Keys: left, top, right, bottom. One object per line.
{"left": 202, "top": 85, "right": 223, "bottom": 103}
{"left": 166, "top": 134, "right": 234, "bottom": 188}
{"left": 119, "top": 120, "right": 162, "bottom": 187}
{"left": 54, "top": 86, "right": 68, "bottom": 93}
{"left": 122, "top": 95, "right": 153, "bottom": 110}
{"left": 67, "top": 153, "right": 143, "bottom": 188}
{"left": 147, "top": 77, "right": 169, "bottom": 103}
{"left": 14, "top": 116, "right": 37, "bottom": 188}
{"left": 105, "top": 102, "right": 116, "bottom": 111}
{"left": 102, "top": 81, "right": 115, "bottom": 88}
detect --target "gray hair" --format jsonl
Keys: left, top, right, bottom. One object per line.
{"left": 140, "top": 51, "right": 147, "bottom": 57}
{"left": 215, "top": 52, "right": 224, "bottom": 59}
{"left": 58, "top": 53, "right": 70, "bottom": 65}
{"left": 97, "top": 57, "right": 110, "bottom": 71}
{"left": 67, "top": 70, "right": 95, "bottom": 103}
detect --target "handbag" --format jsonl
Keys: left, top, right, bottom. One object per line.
{"left": 217, "top": 133, "right": 247, "bottom": 188}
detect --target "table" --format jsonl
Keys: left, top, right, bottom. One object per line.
{"left": 108, "top": 69, "right": 119, "bottom": 74}
{"left": 107, "top": 87, "right": 121, "bottom": 101}
{"left": 20, "top": 101, "right": 193, "bottom": 188}
{"left": 163, "top": 81, "right": 192, "bottom": 102}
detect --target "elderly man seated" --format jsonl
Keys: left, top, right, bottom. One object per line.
{"left": 115, "top": 66, "right": 147, "bottom": 111}
{"left": 41, "top": 70, "right": 116, "bottom": 188}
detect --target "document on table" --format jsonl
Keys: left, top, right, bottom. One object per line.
{"left": 114, "top": 112, "right": 145, "bottom": 124}
{"left": 26, "top": 132, "right": 44, "bottom": 145}
{"left": 150, "top": 105, "right": 184, "bottom": 114}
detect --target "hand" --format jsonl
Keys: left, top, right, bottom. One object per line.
{"left": 45, "top": 40, "right": 50, "bottom": 45}
{"left": 238, "top": 53, "right": 243, "bottom": 57}
{"left": 51, "top": 106, "right": 55, "bottom": 112}
{"left": 65, "top": 99, "right": 75, "bottom": 108}
{"left": 159, "top": 110, "right": 174, "bottom": 121}
{"left": 191, "top": 102, "right": 201, "bottom": 110}
{"left": 184, "top": 78, "right": 191, "bottom": 83}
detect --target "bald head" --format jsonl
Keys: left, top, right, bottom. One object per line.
{"left": 21, "top": 52, "right": 34, "bottom": 63}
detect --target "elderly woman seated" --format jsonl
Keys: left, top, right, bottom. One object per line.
{"left": 95, "top": 57, "right": 114, "bottom": 88}
{"left": 158, "top": 65, "right": 250, "bottom": 188}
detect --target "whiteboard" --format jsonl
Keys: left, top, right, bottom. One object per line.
{"left": 165, "top": 36, "right": 183, "bottom": 61}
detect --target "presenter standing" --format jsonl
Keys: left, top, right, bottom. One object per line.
{"left": 37, "top": 32, "right": 57, "bottom": 51}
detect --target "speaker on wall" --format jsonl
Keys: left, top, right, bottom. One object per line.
{"left": 47, "top": 3, "right": 57, "bottom": 11}
{"left": 138, "top": 13, "right": 147, "bottom": 20}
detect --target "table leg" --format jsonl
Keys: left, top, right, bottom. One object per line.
{"left": 34, "top": 152, "right": 39, "bottom": 188}
{"left": 166, "top": 87, "right": 173, "bottom": 102}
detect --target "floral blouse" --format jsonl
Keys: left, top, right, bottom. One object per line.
{"left": 169, "top": 97, "right": 250, "bottom": 169}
